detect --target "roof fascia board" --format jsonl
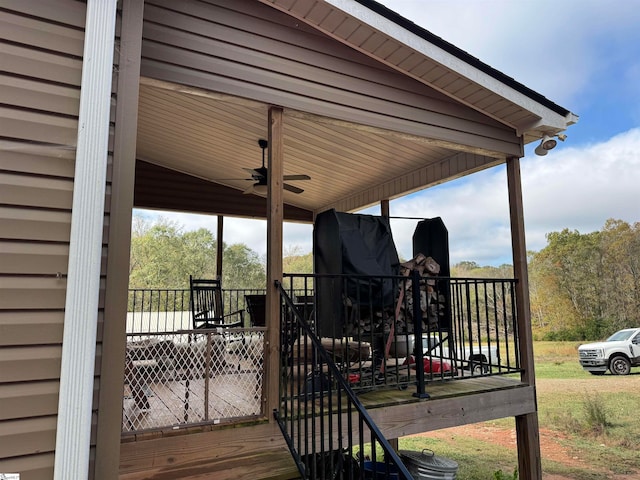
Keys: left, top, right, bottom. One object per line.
{"left": 278, "top": 0, "right": 577, "bottom": 135}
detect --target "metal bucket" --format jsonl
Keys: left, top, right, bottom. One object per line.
{"left": 399, "top": 449, "right": 458, "bottom": 480}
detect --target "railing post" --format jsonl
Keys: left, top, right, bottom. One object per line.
{"left": 412, "top": 269, "right": 429, "bottom": 399}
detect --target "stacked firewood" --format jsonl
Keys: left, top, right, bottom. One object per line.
{"left": 342, "top": 253, "right": 445, "bottom": 338}
{"left": 343, "top": 297, "right": 393, "bottom": 336}
{"left": 396, "top": 253, "right": 445, "bottom": 333}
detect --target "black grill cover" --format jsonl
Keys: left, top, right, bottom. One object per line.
{"left": 412, "top": 217, "right": 450, "bottom": 276}
{"left": 412, "top": 217, "right": 451, "bottom": 330}
{"left": 314, "top": 209, "right": 399, "bottom": 337}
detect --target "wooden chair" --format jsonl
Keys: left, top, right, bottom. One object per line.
{"left": 189, "top": 276, "right": 244, "bottom": 329}
{"left": 245, "top": 294, "right": 266, "bottom": 327}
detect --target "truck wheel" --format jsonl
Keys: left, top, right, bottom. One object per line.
{"left": 609, "top": 356, "right": 631, "bottom": 375}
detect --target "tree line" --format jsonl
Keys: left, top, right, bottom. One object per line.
{"left": 129, "top": 215, "right": 639, "bottom": 341}
{"left": 129, "top": 216, "right": 266, "bottom": 290}
{"left": 528, "top": 219, "right": 640, "bottom": 340}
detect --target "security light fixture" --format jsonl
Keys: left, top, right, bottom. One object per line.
{"left": 534, "top": 134, "right": 558, "bottom": 156}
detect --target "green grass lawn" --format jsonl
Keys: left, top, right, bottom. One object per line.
{"left": 533, "top": 341, "right": 585, "bottom": 378}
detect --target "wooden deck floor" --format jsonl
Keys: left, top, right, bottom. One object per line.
{"left": 123, "top": 358, "right": 263, "bottom": 434}
{"left": 120, "top": 374, "right": 532, "bottom": 479}
{"left": 123, "top": 363, "right": 524, "bottom": 435}
{"left": 360, "top": 374, "right": 524, "bottom": 408}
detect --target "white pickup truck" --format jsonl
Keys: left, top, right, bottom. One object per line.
{"left": 391, "top": 333, "right": 499, "bottom": 374}
{"left": 578, "top": 327, "right": 640, "bottom": 375}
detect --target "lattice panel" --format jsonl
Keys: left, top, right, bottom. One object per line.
{"left": 123, "top": 331, "right": 264, "bottom": 433}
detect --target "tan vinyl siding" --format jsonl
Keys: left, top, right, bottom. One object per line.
{"left": 0, "top": 147, "right": 76, "bottom": 177}
{"left": 140, "top": 0, "right": 520, "bottom": 156}
{"left": 0, "top": 172, "right": 74, "bottom": 209}
{"left": 0, "top": 417, "right": 58, "bottom": 460}
{"left": 0, "top": 346, "right": 63, "bottom": 383}
{"left": 0, "top": 2, "right": 113, "bottom": 479}
{"left": 0, "top": 207, "right": 73, "bottom": 242}
{"left": 0, "top": 454, "right": 56, "bottom": 480}
{"left": 0, "top": 381, "right": 61, "bottom": 421}
{"left": 0, "top": 312, "right": 64, "bottom": 346}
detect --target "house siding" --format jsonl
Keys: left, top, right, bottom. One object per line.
{"left": 0, "top": 1, "right": 113, "bottom": 478}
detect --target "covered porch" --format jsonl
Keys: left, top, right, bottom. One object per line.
{"left": 118, "top": 275, "right": 530, "bottom": 479}
{"left": 0, "top": 0, "right": 582, "bottom": 479}
{"left": 97, "top": 1, "right": 578, "bottom": 479}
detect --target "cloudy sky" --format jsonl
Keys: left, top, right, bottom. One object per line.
{"left": 137, "top": 0, "right": 640, "bottom": 266}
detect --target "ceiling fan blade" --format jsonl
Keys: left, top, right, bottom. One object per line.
{"left": 214, "top": 177, "right": 254, "bottom": 181}
{"left": 242, "top": 184, "right": 257, "bottom": 195}
{"left": 234, "top": 140, "right": 307, "bottom": 194}
{"left": 283, "top": 174, "right": 311, "bottom": 181}
{"left": 283, "top": 183, "right": 304, "bottom": 194}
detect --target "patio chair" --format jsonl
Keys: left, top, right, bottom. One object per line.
{"left": 189, "top": 276, "right": 244, "bottom": 329}
{"left": 245, "top": 294, "right": 266, "bottom": 327}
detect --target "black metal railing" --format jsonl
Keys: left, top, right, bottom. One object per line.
{"left": 127, "top": 287, "right": 311, "bottom": 333}
{"left": 127, "top": 288, "right": 268, "bottom": 333}
{"left": 275, "top": 281, "right": 413, "bottom": 480}
{"left": 123, "top": 274, "right": 519, "bottom": 438}
{"left": 281, "top": 272, "right": 521, "bottom": 395}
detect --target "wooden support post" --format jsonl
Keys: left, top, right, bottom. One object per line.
{"left": 507, "top": 156, "right": 541, "bottom": 480}
{"left": 95, "top": 1, "right": 143, "bottom": 478}
{"left": 381, "top": 198, "right": 390, "bottom": 218}
{"left": 216, "top": 215, "right": 224, "bottom": 280}
{"left": 266, "top": 106, "right": 284, "bottom": 418}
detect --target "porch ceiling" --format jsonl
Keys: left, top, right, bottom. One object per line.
{"left": 136, "top": 81, "right": 499, "bottom": 218}
{"left": 131, "top": 0, "right": 579, "bottom": 220}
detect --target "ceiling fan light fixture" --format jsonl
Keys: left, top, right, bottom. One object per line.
{"left": 252, "top": 183, "right": 268, "bottom": 195}
{"left": 233, "top": 138, "right": 311, "bottom": 195}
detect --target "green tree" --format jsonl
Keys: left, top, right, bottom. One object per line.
{"left": 451, "top": 262, "right": 512, "bottom": 279}
{"left": 129, "top": 217, "right": 199, "bottom": 289}
{"left": 222, "top": 243, "right": 266, "bottom": 290}
{"left": 528, "top": 249, "right": 580, "bottom": 336}
{"left": 129, "top": 215, "right": 266, "bottom": 290}
{"left": 528, "top": 219, "right": 640, "bottom": 340}
{"left": 282, "top": 247, "right": 313, "bottom": 291}
{"left": 598, "top": 219, "right": 640, "bottom": 330}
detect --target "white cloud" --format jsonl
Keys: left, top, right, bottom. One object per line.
{"left": 389, "top": 128, "right": 640, "bottom": 265}
{"left": 521, "top": 128, "right": 640, "bottom": 250}
{"left": 389, "top": 167, "right": 512, "bottom": 265}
